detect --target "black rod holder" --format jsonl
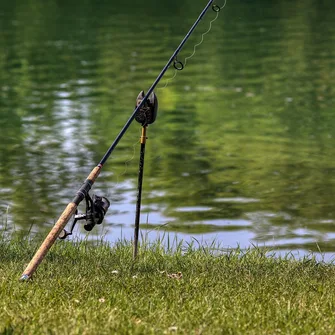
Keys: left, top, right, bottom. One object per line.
{"left": 133, "top": 126, "right": 148, "bottom": 259}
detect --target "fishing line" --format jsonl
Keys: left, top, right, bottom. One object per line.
{"left": 159, "top": 69, "right": 178, "bottom": 89}
{"left": 220, "top": 0, "right": 227, "bottom": 10}
{"left": 184, "top": 10, "right": 219, "bottom": 66}
{"left": 105, "top": 140, "right": 139, "bottom": 203}
{"left": 159, "top": 1, "right": 227, "bottom": 90}
{"left": 112, "top": 135, "right": 140, "bottom": 192}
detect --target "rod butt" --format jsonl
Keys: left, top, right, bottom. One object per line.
{"left": 19, "top": 274, "right": 30, "bottom": 282}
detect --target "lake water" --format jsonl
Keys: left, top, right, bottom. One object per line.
{"left": 1, "top": 0, "right": 335, "bottom": 260}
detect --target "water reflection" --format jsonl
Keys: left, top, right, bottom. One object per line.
{"left": 1, "top": 0, "right": 335, "bottom": 257}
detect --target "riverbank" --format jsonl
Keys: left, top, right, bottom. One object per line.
{"left": 1, "top": 233, "right": 335, "bottom": 334}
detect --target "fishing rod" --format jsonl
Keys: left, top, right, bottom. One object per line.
{"left": 20, "top": 0, "right": 224, "bottom": 281}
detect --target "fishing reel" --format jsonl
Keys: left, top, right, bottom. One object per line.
{"left": 59, "top": 193, "right": 110, "bottom": 239}
{"left": 135, "top": 91, "right": 158, "bottom": 126}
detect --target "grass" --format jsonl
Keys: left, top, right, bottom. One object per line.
{"left": 1, "top": 230, "right": 335, "bottom": 334}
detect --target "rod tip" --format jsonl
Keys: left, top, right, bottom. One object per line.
{"left": 19, "top": 274, "right": 30, "bottom": 282}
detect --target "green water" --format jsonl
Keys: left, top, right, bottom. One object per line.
{"left": 1, "top": 0, "right": 335, "bottom": 257}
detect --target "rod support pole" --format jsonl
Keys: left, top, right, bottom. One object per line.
{"left": 133, "top": 126, "right": 148, "bottom": 259}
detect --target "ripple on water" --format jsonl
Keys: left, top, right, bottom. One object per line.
{"left": 174, "top": 206, "right": 212, "bottom": 213}
{"left": 214, "top": 197, "right": 260, "bottom": 204}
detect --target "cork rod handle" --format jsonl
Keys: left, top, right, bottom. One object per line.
{"left": 20, "top": 202, "right": 77, "bottom": 281}
{"left": 19, "top": 165, "right": 102, "bottom": 281}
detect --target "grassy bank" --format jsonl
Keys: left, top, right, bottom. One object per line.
{"left": 1, "top": 233, "right": 335, "bottom": 334}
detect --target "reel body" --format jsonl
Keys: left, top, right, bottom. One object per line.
{"left": 59, "top": 193, "right": 110, "bottom": 239}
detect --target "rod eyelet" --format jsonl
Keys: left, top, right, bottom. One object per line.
{"left": 173, "top": 60, "right": 184, "bottom": 71}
